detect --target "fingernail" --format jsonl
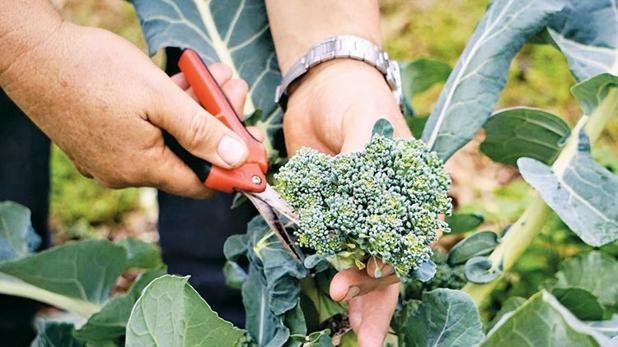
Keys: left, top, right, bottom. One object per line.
{"left": 343, "top": 286, "right": 360, "bottom": 301}
{"left": 381, "top": 265, "right": 394, "bottom": 278}
{"left": 217, "top": 135, "right": 247, "bottom": 167}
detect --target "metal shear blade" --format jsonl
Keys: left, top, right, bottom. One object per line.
{"left": 244, "top": 187, "right": 304, "bottom": 261}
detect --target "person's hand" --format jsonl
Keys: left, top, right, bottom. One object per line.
{"left": 284, "top": 59, "right": 411, "bottom": 346}
{"left": 0, "top": 22, "right": 250, "bottom": 198}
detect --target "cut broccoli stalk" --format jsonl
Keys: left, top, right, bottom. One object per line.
{"left": 274, "top": 126, "right": 452, "bottom": 279}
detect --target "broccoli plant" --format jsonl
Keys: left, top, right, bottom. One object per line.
{"left": 274, "top": 127, "right": 451, "bottom": 278}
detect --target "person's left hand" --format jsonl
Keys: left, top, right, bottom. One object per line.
{"left": 283, "top": 59, "right": 411, "bottom": 347}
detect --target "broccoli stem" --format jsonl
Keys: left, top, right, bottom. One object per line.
{"left": 463, "top": 88, "right": 618, "bottom": 306}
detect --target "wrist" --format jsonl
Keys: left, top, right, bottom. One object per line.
{"left": 0, "top": 3, "right": 63, "bottom": 78}
{"left": 287, "top": 59, "right": 394, "bottom": 105}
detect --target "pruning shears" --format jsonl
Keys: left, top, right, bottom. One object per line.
{"left": 169, "top": 49, "right": 303, "bottom": 261}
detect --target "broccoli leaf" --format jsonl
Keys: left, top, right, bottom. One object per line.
{"left": 223, "top": 261, "right": 247, "bottom": 289}
{"left": 422, "top": 0, "right": 567, "bottom": 160}
{"left": 464, "top": 256, "right": 502, "bottom": 284}
{"left": 0, "top": 201, "right": 41, "bottom": 261}
{"left": 518, "top": 130, "right": 618, "bottom": 247}
{"left": 31, "top": 319, "right": 84, "bottom": 347}
{"left": 549, "top": 251, "right": 618, "bottom": 308}
{"left": 445, "top": 213, "right": 484, "bottom": 234}
{"left": 552, "top": 287, "right": 605, "bottom": 321}
{"left": 447, "top": 231, "right": 500, "bottom": 266}
{"left": 546, "top": 0, "right": 618, "bottom": 81}
{"left": 116, "top": 238, "right": 162, "bottom": 269}
{"left": 400, "top": 59, "right": 452, "bottom": 100}
{"left": 125, "top": 275, "right": 244, "bottom": 347}
{"left": 131, "top": 0, "right": 283, "bottom": 159}
{"left": 74, "top": 268, "right": 166, "bottom": 344}
{"left": 571, "top": 73, "right": 618, "bottom": 115}
{"left": 487, "top": 296, "right": 526, "bottom": 331}
{"left": 403, "top": 289, "right": 484, "bottom": 347}
{"left": 226, "top": 216, "right": 308, "bottom": 346}
{"left": 482, "top": 291, "right": 610, "bottom": 346}
{"left": 481, "top": 107, "right": 571, "bottom": 166}
{"left": 0, "top": 240, "right": 127, "bottom": 305}
{"left": 371, "top": 118, "right": 394, "bottom": 139}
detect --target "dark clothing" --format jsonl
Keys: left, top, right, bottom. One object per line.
{"left": 0, "top": 49, "right": 251, "bottom": 344}
{"left": 0, "top": 89, "right": 50, "bottom": 346}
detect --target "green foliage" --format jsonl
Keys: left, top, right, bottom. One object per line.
{"left": 274, "top": 126, "right": 452, "bottom": 278}
{"left": 481, "top": 107, "right": 571, "bottom": 166}
{"left": 422, "top": 0, "right": 568, "bottom": 160}
{"left": 548, "top": 251, "right": 618, "bottom": 312}
{"left": 31, "top": 319, "right": 84, "bottom": 347}
{"left": 518, "top": 128, "right": 618, "bottom": 247}
{"left": 74, "top": 268, "right": 166, "bottom": 344}
{"left": 482, "top": 291, "right": 610, "bottom": 346}
{"left": 0, "top": 201, "right": 40, "bottom": 260}
{"left": 447, "top": 231, "right": 500, "bottom": 266}
{"left": 125, "top": 275, "right": 245, "bottom": 346}
{"left": 444, "top": 213, "right": 485, "bottom": 234}
{"left": 403, "top": 289, "right": 485, "bottom": 347}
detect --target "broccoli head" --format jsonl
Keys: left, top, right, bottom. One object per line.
{"left": 274, "top": 130, "right": 452, "bottom": 278}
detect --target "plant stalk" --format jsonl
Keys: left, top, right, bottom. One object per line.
{"left": 0, "top": 276, "right": 101, "bottom": 317}
{"left": 463, "top": 88, "right": 617, "bottom": 305}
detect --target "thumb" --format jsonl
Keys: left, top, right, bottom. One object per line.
{"left": 150, "top": 81, "right": 248, "bottom": 169}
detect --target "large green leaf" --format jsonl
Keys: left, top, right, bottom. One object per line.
{"left": 487, "top": 296, "right": 526, "bottom": 331}
{"left": 482, "top": 291, "right": 610, "bottom": 346}
{"left": 400, "top": 59, "right": 452, "bottom": 99}
{"left": 74, "top": 268, "right": 166, "bottom": 343}
{"left": 125, "top": 275, "right": 244, "bottom": 346}
{"left": 518, "top": 130, "right": 618, "bottom": 247}
{"left": 552, "top": 287, "right": 605, "bottom": 321}
{"left": 421, "top": 0, "right": 567, "bottom": 160}
{"left": 445, "top": 213, "right": 484, "bottom": 234}
{"left": 0, "top": 201, "right": 40, "bottom": 261}
{"left": 547, "top": 0, "right": 618, "bottom": 81}
{"left": 447, "top": 231, "right": 500, "bottom": 266}
{"left": 131, "top": 0, "right": 283, "bottom": 157}
{"left": 481, "top": 107, "right": 571, "bottom": 166}
{"left": 550, "top": 251, "right": 618, "bottom": 308}
{"left": 0, "top": 240, "right": 127, "bottom": 304}
{"left": 403, "top": 289, "right": 484, "bottom": 347}
{"left": 571, "top": 73, "right": 618, "bottom": 115}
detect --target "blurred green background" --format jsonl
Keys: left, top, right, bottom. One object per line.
{"left": 51, "top": 0, "right": 617, "bottom": 306}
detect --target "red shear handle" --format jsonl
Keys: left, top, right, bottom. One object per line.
{"left": 178, "top": 49, "right": 267, "bottom": 193}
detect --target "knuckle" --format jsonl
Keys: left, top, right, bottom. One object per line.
{"left": 187, "top": 110, "right": 216, "bottom": 150}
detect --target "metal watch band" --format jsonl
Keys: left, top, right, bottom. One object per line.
{"left": 275, "top": 35, "right": 403, "bottom": 110}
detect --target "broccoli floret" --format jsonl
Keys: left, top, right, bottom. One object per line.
{"left": 274, "top": 133, "right": 452, "bottom": 278}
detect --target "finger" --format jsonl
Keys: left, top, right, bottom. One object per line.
{"left": 329, "top": 267, "right": 399, "bottom": 302}
{"left": 221, "top": 78, "right": 248, "bottom": 115}
{"left": 247, "top": 126, "right": 265, "bottom": 142}
{"left": 150, "top": 79, "right": 248, "bottom": 169}
{"left": 354, "top": 283, "right": 400, "bottom": 347}
{"left": 170, "top": 73, "right": 189, "bottom": 89}
{"left": 146, "top": 145, "right": 214, "bottom": 199}
{"left": 365, "top": 257, "right": 395, "bottom": 279}
{"left": 207, "top": 63, "right": 232, "bottom": 85}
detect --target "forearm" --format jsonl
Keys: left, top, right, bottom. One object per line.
{"left": 265, "top": 0, "right": 382, "bottom": 73}
{"left": 0, "top": 0, "right": 63, "bottom": 77}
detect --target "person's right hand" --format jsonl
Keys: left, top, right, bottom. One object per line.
{"left": 0, "top": 22, "right": 250, "bottom": 198}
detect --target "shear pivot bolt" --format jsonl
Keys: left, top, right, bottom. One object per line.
{"left": 252, "top": 175, "right": 262, "bottom": 185}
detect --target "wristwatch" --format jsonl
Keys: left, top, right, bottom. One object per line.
{"left": 274, "top": 35, "right": 403, "bottom": 110}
